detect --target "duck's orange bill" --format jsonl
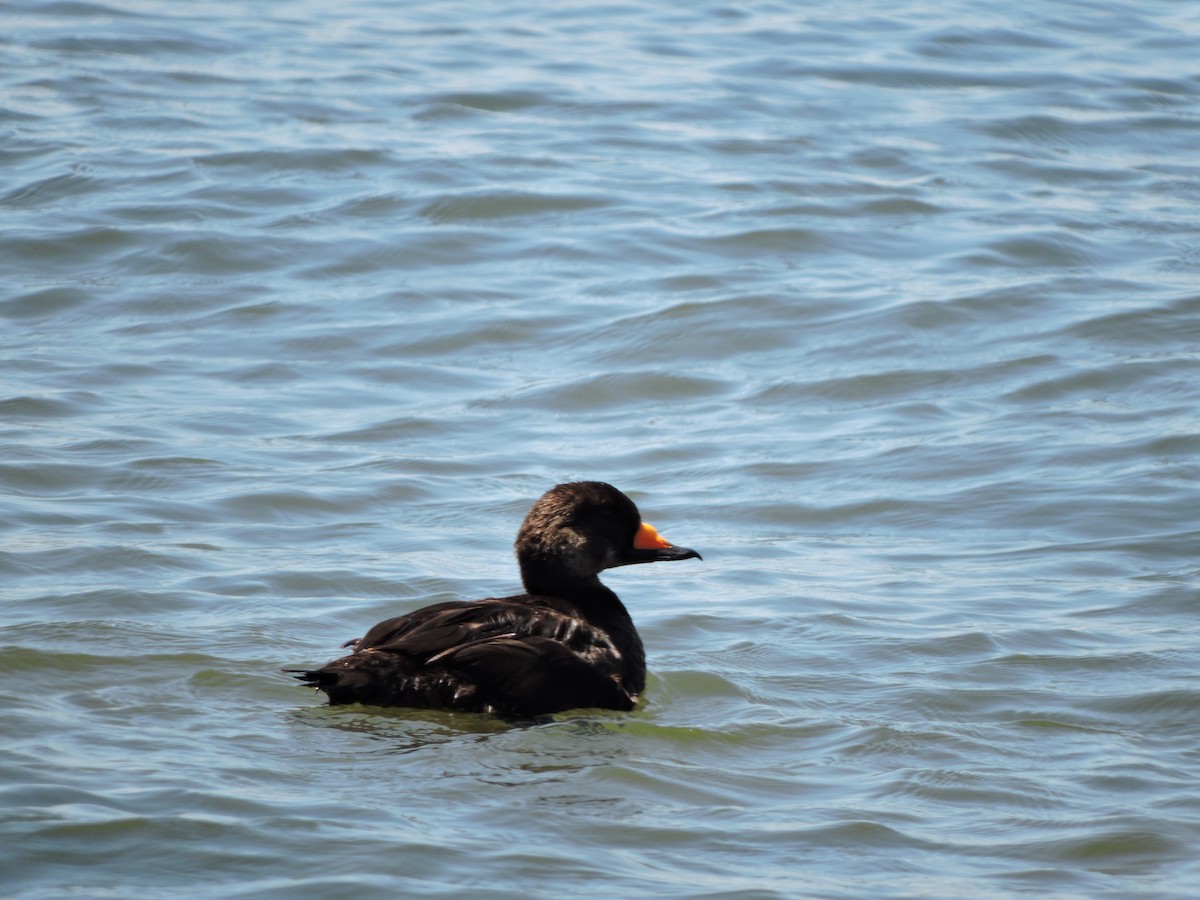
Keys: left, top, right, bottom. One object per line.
{"left": 634, "top": 521, "right": 674, "bottom": 550}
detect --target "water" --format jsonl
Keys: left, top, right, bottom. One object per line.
{"left": 3, "top": 0, "right": 1199, "bottom": 895}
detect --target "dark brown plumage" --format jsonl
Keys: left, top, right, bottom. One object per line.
{"left": 294, "top": 482, "right": 700, "bottom": 717}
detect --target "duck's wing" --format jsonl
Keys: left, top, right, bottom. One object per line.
{"left": 351, "top": 595, "right": 608, "bottom": 661}
{"left": 345, "top": 599, "right": 477, "bottom": 651}
{"left": 433, "top": 635, "right": 636, "bottom": 715}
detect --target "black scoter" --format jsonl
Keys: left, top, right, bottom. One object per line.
{"left": 295, "top": 481, "right": 700, "bottom": 717}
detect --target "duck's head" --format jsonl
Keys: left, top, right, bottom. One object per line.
{"left": 515, "top": 481, "right": 701, "bottom": 589}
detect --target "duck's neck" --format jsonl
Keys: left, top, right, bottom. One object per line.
{"left": 521, "top": 567, "right": 625, "bottom": 619}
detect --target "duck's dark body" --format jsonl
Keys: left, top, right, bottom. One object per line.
{"left": 295, "top": 482, "right": 699, "bottom": 717}
{"left": 298, "top": 590, "right": 643, "bottom": 716}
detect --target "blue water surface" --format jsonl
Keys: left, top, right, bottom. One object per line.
{"left": 3, "top": 0, "right": 1200, "bottom": 896}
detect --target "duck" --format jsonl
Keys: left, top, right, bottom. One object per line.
{"left": 294, "top": 481, "right": 701, "bottom": 717}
